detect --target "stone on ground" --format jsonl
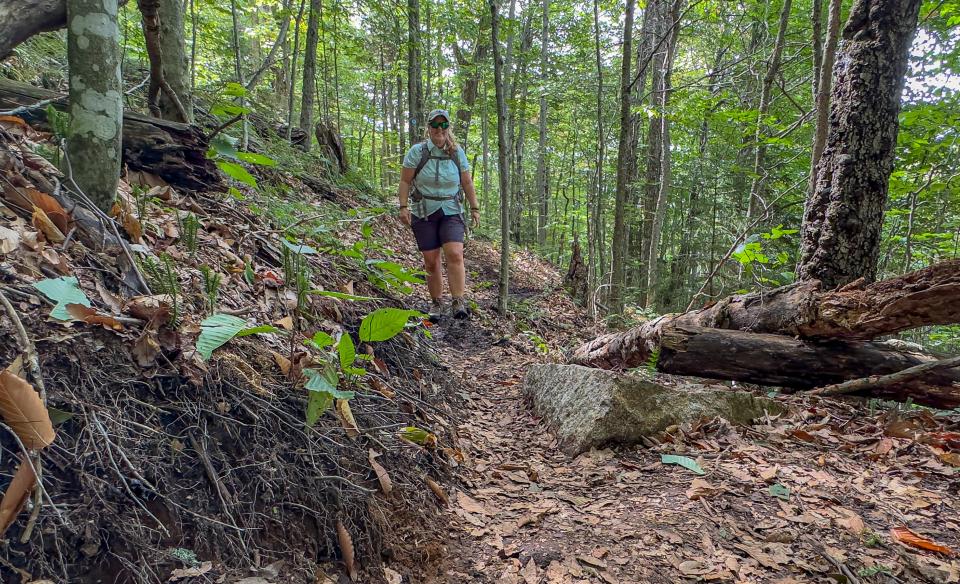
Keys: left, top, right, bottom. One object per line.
{"left": 523, "top": 364, "right": 784, "bottom": 455}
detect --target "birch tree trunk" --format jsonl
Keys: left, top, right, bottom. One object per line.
{"left": 797, "top": 0, "right": 924, "bottom": 288}
{"left": 66, "top": 0, "right": 123, "bottom": 212}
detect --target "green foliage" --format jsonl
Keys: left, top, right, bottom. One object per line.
{"left": 181, "top": 213, "right": 200, "bottom": 256}
{"left": 139, "top": 253, "right": 181, "bottom": 324}
{"left": 199, "top": 265, "right": 221, "bottom": 314}
{"left": 195, "top": 314, "right": 279, "bottom": 360}
{"left": 359, "top": 308, "right": 424, "bottom": 342}
{"left": 660, "top": 454, "right": 705, "bottom": 475}
{"left": 32, "top": 276, "right": 90, "bottom": 321}
{"left": 303, "top": 364, "right": 355, "bottom": 427}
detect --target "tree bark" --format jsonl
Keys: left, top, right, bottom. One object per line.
{"left": 67, "top": 0, "right": 122, "bottom": 212}
{"left": 746, "top": 0, "right": 792, "bottom": 218}
{"left": 570, "top": 260, "right": 960, "bottom": 370}
{"left": 658, "top": 326, "right": 960, "bottom": 410}
{"left": 158, "top": 0, "right": 192, "bottom": 122}
{"left": 809, "top": 0, "right": 841, "bottom": 190}
{"left": 138, "top": 0, "right": 190, "bottom": 122}
{"left": 299, "top": 0, "right": 321, "bottom": 151}
{"left": 453, "top": 15, "right": 490, "bottom": 144}
{"left": 491, "top": 0, "right": 511, "bottom": 314}
{"left": 797, "top": 0, "right": 924, "bottom": 288}
{"left": 407, "top": 0, "right": 424, "bottom": 144}
{"left": 0, "top": 78, "right": 221, "bottom": 190}
{"left": 534, "top": 0, "right": 550, "bottom": 249}
{"left": 609, "top": 0, "right": 636, "bottom": 314}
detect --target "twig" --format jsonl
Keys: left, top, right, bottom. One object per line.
{"left": 207, "top": 113, "right": 243, "bottom": 141}
{"left": 809, "top": 355, "right": 960, "bottom": 397}
{"left": 809, "top": 538, "right": 862, "bottom": 584}
{"left": 188, "top": 431, "right": 236, "bottom": 508}
{"left": 0, "top": 96, "right": 61, "bottom": 116}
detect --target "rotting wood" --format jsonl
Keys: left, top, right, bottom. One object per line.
{"left": 657, "top": 326, "right": 960, "bottom": 410}
{"left": 571, "top": 260, "right": 960, "bottom": 370}
{"left": 808, "top": 354, "right": 960, "bottom": 398}
{"left": 0, "top": 78, "right": 221, "bottom": 191}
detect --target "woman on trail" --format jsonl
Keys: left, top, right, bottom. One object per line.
{"left": 398, "top": 109, "right": 480, "bottom": 320}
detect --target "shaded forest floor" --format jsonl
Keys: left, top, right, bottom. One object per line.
{"left": 409, "top": 247, "right": 960, "bottom": 584}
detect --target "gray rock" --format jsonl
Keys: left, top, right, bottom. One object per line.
{"left": 523, "top": 364, "right": 784, "bottom": 455}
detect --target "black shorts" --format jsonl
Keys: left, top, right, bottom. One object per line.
{"left": 411, "top": 210, "right": 465, "bottom": 251}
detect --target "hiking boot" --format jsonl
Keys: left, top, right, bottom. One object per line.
{"left": 451, "top": 296, "right": 469, "bottom": 320}
{"left": 428, "top": 298, "right": 445, "bottom": 322}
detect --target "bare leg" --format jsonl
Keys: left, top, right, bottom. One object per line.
{"left": 422, "top": 249, "right": 443, "bottom": 299}
{"left": 443, "top": 242, "right": 465, "bottom": 297}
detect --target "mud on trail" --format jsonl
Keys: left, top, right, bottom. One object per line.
{"left": 411, "top": 250, "right": 960, "bottom": 584}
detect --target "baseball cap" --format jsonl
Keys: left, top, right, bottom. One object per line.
{"left": 427, "top": 109, "right": 450, "bottom": 122}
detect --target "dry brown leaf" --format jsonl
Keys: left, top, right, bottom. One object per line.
{"left": 521, "top": 559, "right": 540, "bottom": 584}
{"left": 125, "top": 295, "right": 172, "bottom": 323}
{"left": 340, "top": 281, "right": 355, "bottom": 295}
{"left": 758, "top": 465, "right": 779, "bottom": 482}
{"left": 833, "top": 507, "right": 865, "bottom": 535}
{"left": 368, "top": 377, "right": 395, "bottom": 398}
{"left": 168, "top": 561, "right": 213, "bottom": 581}
{"left": 425, "top": 477, "right": 448, "bottom": 506}
{"left": 271, "top": 351, "right": 292, "bottom": 376}
{"left": 95, "top": 280, "right": 124, "bottom": 314}
{"left": 0, "top": 455, "right": 37, "bottom": 537}
{"left": 274, "top": 315, "right": 294, "bottom": 331}
{"left": 678, "top": 560, "right": 711, "bottom": 576}
{"left": 0, "top": 225, "right": 20, "bottom": 254}
{"left": 32, "top": 207, "right": 65, "bottom": 244}
{"left": 65, "top": 304, "right": 124, "bottom": 331}
{"left": 0, "top": 370, "right": 56, "bottom": 449}
{"left": 336, "top": 520, "right": 358, "bottom": 582}
{"left": 0, "top": 115, "right": 28, "bottom": 128}
{"left": 458, "top": 492, "right": 491, "bottom": 515}
{"left": 368, "top": 449, "right": 393, "bottom": 495}
{"left": 891, "top": 526, "right": 956, "bottom": 556}
{"left": 686, "top": 478, "right": 725, "bottom": 500}
{"left": 133, "top": 332, "right": 161, "bottom": 368}
{"left": 26, "top": 189, "right": 69, "bottom": 234}
{"left": 110, "top": 200, "right": 143, "bottom": 243}
{"left": 336, "top": 399, "right": 359, "bottom": 438}
{"left": 938, "top": 451, "right": 960, "bottom": 467}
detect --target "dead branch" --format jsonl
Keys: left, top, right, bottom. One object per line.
{"left": 809, "top": 354, "right": 960, "bottom": 398}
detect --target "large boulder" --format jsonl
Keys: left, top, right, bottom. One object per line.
{"left": 523, "top": 364, "right": 784, "bottom": 455}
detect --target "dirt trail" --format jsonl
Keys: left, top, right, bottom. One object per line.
{"left": 407, "top": 250, "right": 960, "bottom": 584}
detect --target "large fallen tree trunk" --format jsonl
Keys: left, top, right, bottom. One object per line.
{"left": 0, "top": 78, "right": 221, "bottom": 191}
{"left": 571, "top": 260, "right": 960, "bottom": 370}
{"left": 657, "top": 326, "right": 960, "bottom": 410}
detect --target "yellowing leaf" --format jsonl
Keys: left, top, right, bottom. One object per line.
{"left": 32, "top": 206, "right": 65, "bottom": 243}
{"left": 0, "top": 370, "right": 56, "bottom": 449}
{"left": 271, "top": 351, "right": 292, "bottom": 376}
{"left": 425, "top": 477, "right": 448, "bottom": 506}
{"left": 400, "top": 426, "right": 436, "bottom": 447}
{"left": 337, "top": 399, "right": 359, "bottom": 438}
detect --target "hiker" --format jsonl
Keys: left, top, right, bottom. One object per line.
{"left": 398, "top": 109, "right": 480, "bottom": 320}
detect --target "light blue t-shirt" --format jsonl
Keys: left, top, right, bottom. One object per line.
{"left": 403, "top": 141, "right": 470, "bottom": 218}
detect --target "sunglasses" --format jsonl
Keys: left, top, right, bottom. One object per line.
{"left": 429, "top": 120, "right": 449, "bottom": 129}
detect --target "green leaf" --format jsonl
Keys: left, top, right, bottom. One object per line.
{"left": 196, "top": 314, "right": 276, "bottom": 360}
{"left": 223, "top": 82, "right": 247, "bottom": 98}
{"left": 216, "top": 161, "right": 257, "bottom": 187}
{"left": 309, "top": 290, "right": 377, "bottom": 301}
{"left": 210, "top": 103, "right": 250, "bottom": 118}
{"left": 236, "top": 152, "right": 277, "bottom": 167}
{"left": 400, "top": 426, "right": 435, "bottom": 445}
{"left": 304, "top": 365, "right": 355, "bottom": 427}
{"left": 769, "top": 483, "right": 791, "bottom": 501}
{"left": 281, "top": 239, "right": 318, "bottom": 255}
{"left": 660, "top": 454, "right": 705, "bottom": 475}
{"left": 32, "top": 276, "right": 91, "bottom": 321}
{"left": 306, "top": 389, "right": 333, "bottom": 428}
{"left": 359, "top": 308, "right": 423, "bottom": 342}
{"left": 209, "top": 134, "right": 239, "bottom": 159}
{"left": 338, "top": 333, "right": 356, "bottom": 371}
{"left": 47, "top": 406, "right": 74, "bottom": 426}
{"left": 307, "top": 331, "right": 335, "bottom": 349}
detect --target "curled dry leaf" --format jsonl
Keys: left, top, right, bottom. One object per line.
{"left": 125, "top": 295, "right": 172, "bottom": 324}
{"left": 0, "top": 454, "right": 37, "bottom": 537}
{"left": 0, "top": 370, "right": 56, "bottom": 449}
{"left": 336, "top": 400, "right": 360, "bottom": 438}
{"left": 425, "top": 477, "right": 448, "bottom": 506}
{"left": 32, "top": 207, "right": 65, "bottom": 244}
{"left": 890, "top": 526, "right": 956, "bottom": 556}
{"left": 368, "top": 377, "right": 395, "bottom": 399}
{"left": 336, "top": 520, "right": 358, "bottom": 582}
{"left": 133, "top": 331, "right": 161, "bottom": 368}
{"left": 65, "top": 304, "right": 124, "bottom": 331}
{"left": 368, "top": 449, "right": 393, "bottom": 495}
{"left": 0, "top": 225, "right": 20, "bottom": 254}
{"left": 271, "top": 351, "right": 292, "bottom": 376}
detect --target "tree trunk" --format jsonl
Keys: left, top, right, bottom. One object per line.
{"left": 407, "top": 0, "right": 423, "bottom": 144}
{"left": 139, "top": 0, "right": 190, "bottom": 122}
{"left": 0, "top": 0, "right": 66, "bottom": 59}
{"left": 453, "top": 16, "right": 490, "bottom": 144}
{"left": 809, "top": 0, "right": 841, "bottom": 190}
{"left": 285, "top": 0, "right": 306, "bottom": 141}
{"left": 658, "top": 326, "right": 960, "bottom": 410}
{"left": 797, "top": 0, "right": 924, "bottom": 288}
{"left": 534, "top": 0, "right": 550, "bottom": 249}
{"left": 609, "top": 0, "right": 636, "bottom": 314}
{"left": 0, "top": 78, "right": 221, "bottom": 191}
{"left": 491, "top": 0, "right": 511, "bottom": 314}
{"left": 67, "top": 0, "right": 122, "bottom": 212}
{"left": 298, "top": 0, "right": 321, "bottom": 151}
{"left": 158, "top": 0, "right": 192, "bottom": 122}
{"left": 746, "top": 0, "right": 792, "bottom": 218}
{"left": 570, "top": 260, "right": 960, "bottom": 370}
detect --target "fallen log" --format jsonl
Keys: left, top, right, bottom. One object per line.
{"left": 0, "top": 78, "right": 222, "bottom": 191}
{"left": 657, "top": 326, "right": 960, "bottom": 410}
{"left": 571, "top": 260, "right": 960, "bottom": 369}
{"left": 0, "top": 0, "right": 65, "bottom": 60}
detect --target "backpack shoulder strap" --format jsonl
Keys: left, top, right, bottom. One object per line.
{"left": 412, "top": 141, "right": 431, "bottom": 182}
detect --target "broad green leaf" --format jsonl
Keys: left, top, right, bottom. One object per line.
{"left": 309, "top": 290, "right": 377, "bottom": 301}
{"left": 209, "top": 134, "right": 239, "bottom": 159}
{"left": 359, "top": 308, "right": 423, "bottom": 342}
{"left": 400, "top": 426, "right": 436, "bottom": 446}
{"left": 32, "top": 276, "right": 91, "bottom": 321}
{"left": 307, "top": 331, "right": 335, "bottom": 349}
{"left": 47, "top": 406, "right": 74, "bottom": 426}
{"left": 223, "top": 82, "right": 247, "bottom": 98}
{"left": 216, "top": 161, "right": 257, "bottom": 187}
{"left": 304, "top": 365, "right": 354, "bottom": 428}
{"left": 281, "top": 239, "right": 318, "bottom": 255}
{"left": 769, "top": 483, "right": 791, "bottom": 501}
{"left": 338, "top": 333, "right": 356, "bottom": 371}
{"left": 236, "top": 152, "right": 277, "bottom": 167}
{"left": 196, "top": 314, "right": 276, "bottom": 360}
{"left": 306, "top": 389, "right": 333, "bottom": 427}
{"left": 661, "top": 454, "right": 705, "bottom": 475}
{"left": 210, "top": 103, "right": 250, "bottom": 118}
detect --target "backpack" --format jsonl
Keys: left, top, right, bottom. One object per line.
{"left": 410, "top": 141, "right": 464, "bottom": 204}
